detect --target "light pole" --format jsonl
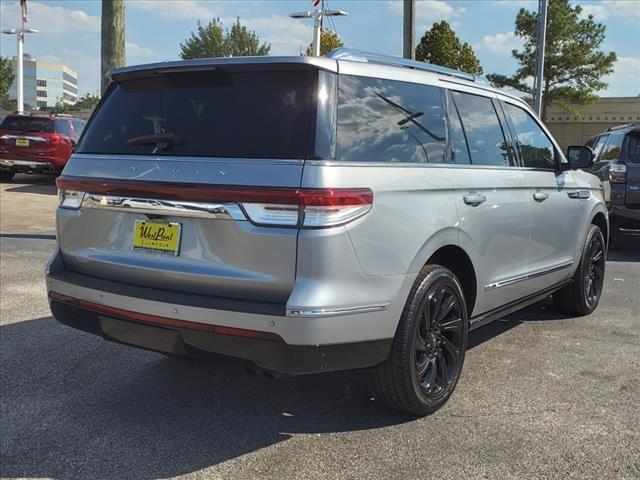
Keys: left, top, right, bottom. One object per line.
{"left": 533, "top": 0, "right": 548, "bottom": 118}
{"left": 290, "top": 8, "right": 347, "bottom": 57}
{"left": 2, "top": 26, "right": 38, "bottom": 113}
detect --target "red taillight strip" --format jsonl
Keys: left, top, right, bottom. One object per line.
{"left": 56, "top": 176, "right": 373, "bottom": 206}
{"left": 49, "top": 291, "right": 284, "bottom": 342}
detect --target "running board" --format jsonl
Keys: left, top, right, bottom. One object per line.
{"left": 469, "top": 279, "right": 573, "bottom": 331}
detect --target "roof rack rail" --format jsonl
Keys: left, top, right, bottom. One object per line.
{"left": 327, "top": 48, "right": 486, "bottom": 83}
{"left": 606, "top": 123, "right": 636, "bottom": 132}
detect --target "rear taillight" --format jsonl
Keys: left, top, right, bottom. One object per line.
{"left": 55, "top": 176, "right": 373, "bottom": 227}
{"left": 58, "top": 189, "right": 85, "bottom": 209}
{"left": 609, "top": 163, "right": 627, "bottom": 184}
{"left": 49, "top": 134, "right": 62, "bottom": 145}
{"left": 241, "top": 188, "right": 373, "bottom": 228}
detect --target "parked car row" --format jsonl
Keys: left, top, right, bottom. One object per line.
{"left": 0, "top": 113, "right": 86, "bottom": 181}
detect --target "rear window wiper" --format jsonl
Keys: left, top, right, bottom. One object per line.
{"left": 126, "top": 133, "right": 181, "bottom": 154}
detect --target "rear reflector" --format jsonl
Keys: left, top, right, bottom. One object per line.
{"left": 56, "top": 176, "right": 373, "bottom": 228}
{"left": 49, "top": 291, "right": 284, "bottom": 342}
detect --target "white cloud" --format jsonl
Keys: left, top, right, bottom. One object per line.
{"left": 126, "top": 42, "right": 155, "bottom": 59}
{"left": 0, "top": 1, "right": 99, "bottom": 35}
{"left": 580, "top": 1, "right": 640, "bottom": 20}
{"left": 388, "top": 0, "right": 466, "bottom": 22}
{"left": 129, "top": 0, "right": 219, "bottom": 20}
{"left": 476, "top": 31, "right": 524, "bottom": 54}
{"left": 602, "top": 56, "right": 640, "bottom": 97}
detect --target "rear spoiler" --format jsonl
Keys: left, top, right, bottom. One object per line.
{"left": 108, "top": 56, "right": 338, "bottom": 83}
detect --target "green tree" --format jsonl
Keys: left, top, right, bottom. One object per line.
{"left": 305, "top": 30, "right": 343, "bottom": 56}
{"left": 486, "top": 0, "right": 616, "bottom": 120}
{"left": 180, "top": 18, "right": 270, "bottom": 59}
{"left": 415, "top": 21, "right": 483, "bottom": 74}
{"left": 0, "top": 57, "right": 15, "bottom": 102}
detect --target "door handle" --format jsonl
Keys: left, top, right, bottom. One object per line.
{"left": 463, "top": 192, "right": 486, "bottom": 206}
{"left": 533, "top": 191, "right": 549, "bottom": 202}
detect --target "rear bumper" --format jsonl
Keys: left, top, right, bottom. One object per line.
{"left": 48, "top": 298, "right": 391, "bottom": 374}
{"left": 0, "top": 158, "right": 59, "bottom": 173}
{"left": 45, "top": 251, "right": 395, "bottom": 374}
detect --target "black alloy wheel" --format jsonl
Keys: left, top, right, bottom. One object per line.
{"left": 369, "top": 265, "right": 468, "bottom": 416}
{"left": 414, "top": 284, "right": 465, "bottom": 400}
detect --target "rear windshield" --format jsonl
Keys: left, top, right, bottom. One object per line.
{"left": 78, "top": 69, "right": 317, "bottom": 159}
{"left": 0, "top": 116, "right": 54, "bottom": 133}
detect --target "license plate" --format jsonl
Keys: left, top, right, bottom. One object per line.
{"left": 15, "top": 138, "right": 29, "bottom": 147}
{"left": 133, "top": 219, "right": 181, "bottom": 255}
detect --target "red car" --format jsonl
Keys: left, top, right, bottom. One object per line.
{"left": 0, "top": 113, "right": 86, "bottom": 181}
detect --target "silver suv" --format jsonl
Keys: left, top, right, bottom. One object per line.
{"left": 46, "top": 49, "right": 608, "bottom": 416}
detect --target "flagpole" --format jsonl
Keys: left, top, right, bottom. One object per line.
{"left": 16, "top": 9, "right": 24, "bottom": 113}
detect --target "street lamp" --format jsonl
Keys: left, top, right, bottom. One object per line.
{"left": 289, "top": 8, "right": 347, "bottom": 57}
{"left": 2, "top": 27, "right": 39, "bottom": 113}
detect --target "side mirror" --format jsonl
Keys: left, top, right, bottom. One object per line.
{"left": 566, "top": 145, "right": 595, "bottom": 170}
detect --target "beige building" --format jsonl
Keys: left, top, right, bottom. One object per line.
{"left": 546, "top": 97, "right": 640, "bottom": 151}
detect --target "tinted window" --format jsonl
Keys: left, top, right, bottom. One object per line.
{"left": 446, "top": 91, "right": 470, "bottom": 164}
{"left": 337, "top": 76, "right": 446, "bottom": 163}
{"left": 502, "top": 102, "right": 555, "bottom": 169}
{"left": 0, "top": 116, "right": 54, "bottom": 133}
{"left": 450, "top": 92, "right": 510, "bottom": 166}
{"left": 590, "top": 135, "right": 609, "bottom": 160}
{"left": 627, "top": 134, "right": 640, "bottom": 164}
{"left": 78, "top": 69, "right": 316, "bottom": 159}
{"left": 54, "top": 119, "right": 73, "bottom": 137}
{"left": 72, "top": 119, "right": 86, "bottom": 133}
{"left": 600, "top": 132, "right": 625, "bottom": 161}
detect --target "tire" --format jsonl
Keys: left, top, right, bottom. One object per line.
{"left": 553, "top": 225, "right": 606, "bottom": 316}
{"left": 0, "top": 169, "right": 15, "bottom": 181}
{"left": 368, "top": 265, "right": 468, "bottom": 416}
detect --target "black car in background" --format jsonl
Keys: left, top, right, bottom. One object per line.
{"left": 586, "top": 123, "right": 640, "bottom": 244}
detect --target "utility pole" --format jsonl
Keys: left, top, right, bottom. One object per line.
{"left": 290, "top": 4, "right": 347, "bottom": 57}
{"left": 2, "top": 1, "right": 38, "bottom": 113}
{"left": 403, "top": 0, "right": 415, "bottom": 60}
{"left": 101, "top": 0, "right": 125, "bottom": 95}
{"left": 533, "top": 0, "right": 548, "bottom": 117}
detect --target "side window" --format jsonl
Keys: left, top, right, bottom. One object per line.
{"left": 445, "top": 91, "right": 471, "bottom": 164}
{"left": 502, "top": 102, "right": 556, "bottom": 169}
{"left": 450, "top": 91, "right": 510, "bottom": 166}
{"left": 54, "top": 119, "right": 73, "bottom": 137}
{"left": 337, "top": 75, "right": 446, "bottom": 163}
{"left": 72, "top": 119, "right": 86, "bottom": 134}
{"left": 627, "top": 134, "right": 640, "bottom": 163}
{"left": 591, "top": 135, "right": 609, "bottom": 160}
{"left": 600, "top": 132, "right": 625, "bottom": 161}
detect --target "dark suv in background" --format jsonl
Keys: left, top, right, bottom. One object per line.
{"left": 0, "top": 113, "right": 86, "bottom": 181}
{"left": 586, "top": 123, "right": 640, "bottom": 242}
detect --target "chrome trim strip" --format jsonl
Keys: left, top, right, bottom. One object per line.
{"left": 0, "top": 159, "right": 52, "bottom": 168}
{"left": 0, "top": 134, "right": 47, "bottom": 142}
{"left": 286, "top": 303, "right": 390, "bottom": 318}
{"left": 81, "top": 194, "right": 246, "bottom": 220}
{"left": 484, "top": 262, "right": 573, "bottom": 291}
{"left": 568, "top": 190, "right": 591, "bottom": 199}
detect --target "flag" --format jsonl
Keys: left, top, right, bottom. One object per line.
{"left": 20, "top": 0, "right": 28, "bottom": 23}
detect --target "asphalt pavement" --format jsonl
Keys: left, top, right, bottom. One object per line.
{"left": 1, "top": 174, "right": 639, "bottom": 480}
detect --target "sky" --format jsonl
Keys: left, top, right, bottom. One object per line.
{"left": 1, "top": 0, "right": 639, "bottom": 98}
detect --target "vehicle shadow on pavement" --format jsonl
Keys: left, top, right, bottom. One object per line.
{"left": 0, "top": 316, "right": 412, "bottom": 480}
{"left": 3, "top": 182, "right": 57, "bottom": 195}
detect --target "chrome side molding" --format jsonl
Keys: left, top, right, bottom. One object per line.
{"left": 568, "top": 190, "right": 591, "bottom": 199}
{"left": 82, "top": 194, "right": 246, "bottom": 220}
{"left": 484, "top": 261, "right": 573, "bottom": 291}
{"left": 286, "top": 303, "right": 390, "bottom": 318}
